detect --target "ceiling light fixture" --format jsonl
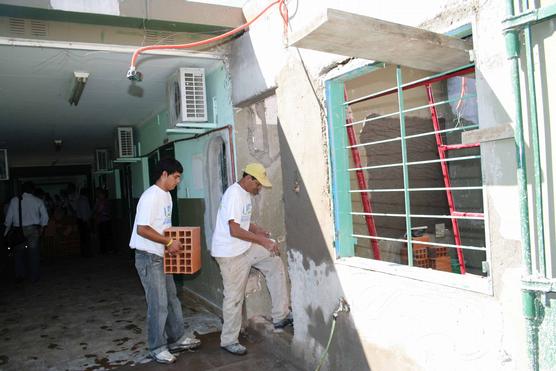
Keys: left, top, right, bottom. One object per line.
{"left": 53, "top": 139, "right": 63, "bottom": 152}
{"left": 68, "top": 71, "right": 90, "bottom": 106}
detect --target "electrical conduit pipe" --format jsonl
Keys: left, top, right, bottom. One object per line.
{"left": 504, "top": 0, "right": 539, "bottom": 369}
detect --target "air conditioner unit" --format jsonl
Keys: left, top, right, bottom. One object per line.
{"left": 167, "top": 68, "right": 208, "bottom": 128}
{"left": 95, "top": 149, "right": 110, "bottom": 171}
{"left": 116, "top": 127, "right": 135, "bottom": 158}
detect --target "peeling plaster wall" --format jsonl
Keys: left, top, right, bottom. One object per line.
{"left": 233, "top": 94, "right": 288, "bottom": 321}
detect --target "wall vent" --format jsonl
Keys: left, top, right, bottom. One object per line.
{"left": 117, "top": 127, "right": 134, "bottom": 158}
{"left": 145, "top": 30, "right": 176, "bottom": 45}
{"left": 30, "top": 20, "right": 48, "bottom": 38}
{"left": 8, "top": 18, "right": 25, "bottom": 36}
{"left": 8, "top": 18, "right": 48, "bottom": 38}
{"left": 167, "top": 68, "right": 208, "bottom": 127}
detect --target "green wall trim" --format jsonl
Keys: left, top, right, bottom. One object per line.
{"left": 445, "top": 23, "right": 473, "bottom": 38}
{"left": 503, "top": 2, "right": 556, "bottom": 30}
{"left": 141, "top": 158, "right": 150, "bottom": 190}
{"left": 114, "top": 169, "right": 122, "bottom": 199}
{"left": 325, "top": 79, "right": 354, "bottom": 257}
{"left": 0, "top": 4, "right": 233, "bottom": 34}
{"left": 331, "top": 62, "right": 385, "bottom": 83}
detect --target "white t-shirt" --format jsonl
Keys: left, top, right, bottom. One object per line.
{"left": 211, "top": 182, "right": 252, "bottom": 257}
{"left": 129, "top": 185, "right": 172, "bottom": 257}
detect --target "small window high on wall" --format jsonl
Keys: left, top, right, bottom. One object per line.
{"left": 326, "top": 62, "right": 489, "bottom": 288}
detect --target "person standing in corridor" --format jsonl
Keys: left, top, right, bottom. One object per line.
{"left": 129, "top": 158, "right": 201, "bottom": 364}
{"left": 93, "top": 188, "right": 114, "bottom": 254}
{"left": 4, "top": 181, "right": 49, "bottom": 283}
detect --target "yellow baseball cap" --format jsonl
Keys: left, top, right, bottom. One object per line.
{"left": 244, "top": 163, "right": 272, "bottom": 188}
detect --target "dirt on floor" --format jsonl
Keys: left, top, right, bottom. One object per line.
{"left": 0, "top": 252, "right": 300, "bottom": 371}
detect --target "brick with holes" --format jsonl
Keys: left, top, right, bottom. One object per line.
{"left": 163, "top": 227, "right": 201, "bottom": 274}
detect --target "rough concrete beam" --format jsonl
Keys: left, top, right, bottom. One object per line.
{"left": 290, "top": 8, "right": 473, "bottom": 72}
{"left": 462, "top": 124, "right": 515, "bottom": 144}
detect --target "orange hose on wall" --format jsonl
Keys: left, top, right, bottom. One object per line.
{"left": 127, "top": 0, "right": 288, "bottom": 80}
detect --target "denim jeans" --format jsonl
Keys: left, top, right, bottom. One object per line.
{"left": 14, "top": 226, "right": 41, "bottom": 282}
{"left": 135, "top": 250, "right": 185, "bottom": 355}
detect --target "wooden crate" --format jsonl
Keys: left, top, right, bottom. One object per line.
{"left": 163, "top": 227, "right": 201, "bottom": 274}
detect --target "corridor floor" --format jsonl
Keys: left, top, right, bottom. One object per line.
{"left": 0, "top": 253, "right": 300, "bottom": 371}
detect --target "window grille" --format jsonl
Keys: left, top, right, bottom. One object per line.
{"left": 327, "top": 63, "right": 487, "bottom": 277}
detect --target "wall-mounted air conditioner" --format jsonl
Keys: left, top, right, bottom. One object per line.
{"left": 116, "top": 127, "right": 135, "bottom": 158}
{"left": 95, "top": 149, "right": 110, "bottom": 171}
{"left": 167, "top": 68, "right": 208, "bottom": 128}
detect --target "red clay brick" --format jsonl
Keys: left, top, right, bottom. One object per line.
{"left": 163, "top": 227, "right": 201, "bottom": 274}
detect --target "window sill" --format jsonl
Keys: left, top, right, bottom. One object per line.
{"left": 336, "top": 256, "right": 493, "bottom": 295}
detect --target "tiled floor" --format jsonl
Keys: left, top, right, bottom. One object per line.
{"left": 0, "top": 252, "right": 299, "bottom": 371}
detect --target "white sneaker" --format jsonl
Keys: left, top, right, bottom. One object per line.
{"left": 152, "top": 350, "right": 176, "bottom": 364}
{"left": 221, "top": 342, "right": 247, "bottom": 356}
{"left": 169, "top": 336, "right": 201, "bottom": 352}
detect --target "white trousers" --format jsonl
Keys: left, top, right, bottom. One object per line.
{"left": 215, "top": 244, "right": 290, "bottom": 347}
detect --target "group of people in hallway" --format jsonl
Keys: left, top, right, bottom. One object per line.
{"left": 130, "top": 158, "right": 293, "bottom": 364}
{"left": 72, "top": 185, "right": 116, "bottom": 257}
{"left": 1, "top": 182, "right": 114, "bottom": 283}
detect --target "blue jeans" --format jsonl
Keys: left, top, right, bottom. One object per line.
{"left": 15, "top": 226, "right": 41, "bottom": 282}
{"left": 135, "top": 250, "right": 185, "bottom": 355}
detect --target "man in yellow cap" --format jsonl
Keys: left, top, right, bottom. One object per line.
{"left": 211, "top": 163, "right": 292, "bottom": 356}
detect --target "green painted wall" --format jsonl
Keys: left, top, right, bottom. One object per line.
{"left": 130, "top": 158, "right": 148, "bottom": 198}
{"left": 137, "top": 111, "right": 172, "bottom": 157}
{"left": 206, "top": 63, "right": 234, "bottom": 126}
{"left": 176, "top": 198, "right": 223, "bottom": 308}
{"left": 134, "top": 60, "right": 233, "bottom": 201}
{"left": 174, "top": 139, "right": 207, "bottom": 199}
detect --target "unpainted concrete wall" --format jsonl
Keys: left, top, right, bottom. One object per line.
{"left": 228, "top": 0, "right": 556, "bottom": 370}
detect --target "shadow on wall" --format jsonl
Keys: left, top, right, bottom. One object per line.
{"left": 277, "top": 123, "right": 373, "bottom": 371}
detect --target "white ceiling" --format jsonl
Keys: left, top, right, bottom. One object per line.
{"left": 0, "top": 42, "right": 222, "bottom": 167}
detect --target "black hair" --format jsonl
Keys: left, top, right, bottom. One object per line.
{"left": 22, "top": 181, "right": 35, "bottom": 194}
{"left": 242, "top": 172, "right": 256, "bottom": 180}
{"left": 155, "top": 158, "right": 183, "bottom": 179}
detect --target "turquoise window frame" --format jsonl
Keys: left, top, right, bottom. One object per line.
{"left": 325, "top": 62, "right": 385, "bottom": 258}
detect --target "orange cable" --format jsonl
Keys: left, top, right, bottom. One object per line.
{"left": 129, "top": 0, "right": 288, "bottom": 69}
{"left": 455, "top": 76, "right": 466, "bottom": 112}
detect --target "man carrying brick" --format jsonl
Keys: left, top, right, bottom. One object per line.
{"left": 129, "top": 158, "right": 201, "bottom": 364}
{"left": 212, "top": 163, "right": 292, "bottom": 356}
